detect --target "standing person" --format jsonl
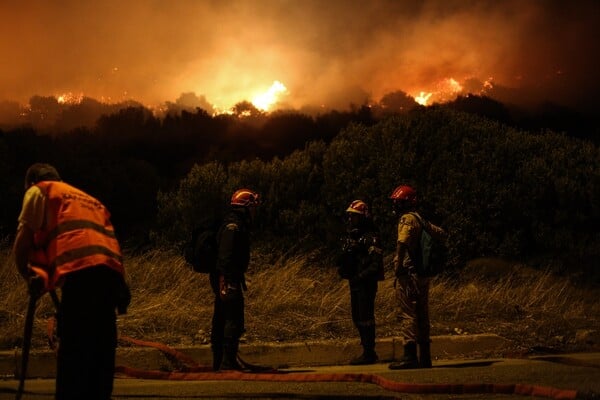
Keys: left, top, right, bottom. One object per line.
{"left": 210, "top": 188, "right": 260, "bottom": 371}
{"left": 12, "top": 163, "right": 130, "bottom": 400}
{"left": 337, "top": 200, "right": 384, "bottom": 365}
{"left": 388, "top": 185, "right": 446, "bottom": 370}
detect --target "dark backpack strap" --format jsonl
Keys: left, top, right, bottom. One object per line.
{"left": 409, "top": 212, "right": 427, "bottom": 232}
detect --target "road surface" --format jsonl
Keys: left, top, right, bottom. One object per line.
{"left": 1, "top": 353, "right": 598, "bottom": 399}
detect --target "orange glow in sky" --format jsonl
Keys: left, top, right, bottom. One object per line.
{"left": 0, "top": 1, "right": 597, "bottom": 114}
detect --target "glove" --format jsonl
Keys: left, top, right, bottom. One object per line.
{"left": 219, "top": 275, "right": 239, "bottom": 301}
{"left": 219, "top": 275, "right": 227, "bottom": 298}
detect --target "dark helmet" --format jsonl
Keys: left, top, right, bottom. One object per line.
{"left": 390, "top": 185, "right": 417, "bottom": 207}
{"left": 346, "top": 200, "right": 369, "bottom": 217}
{"left": 230, "top": 188, "right": 260, "bottom": 207}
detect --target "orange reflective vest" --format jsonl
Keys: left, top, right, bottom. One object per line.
{"left": 30, "top": 181, "right": 124, "bottom": 289}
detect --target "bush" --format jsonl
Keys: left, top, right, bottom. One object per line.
{"left": 153, "top": 161, "right": 227, "bottom": 244}
{"left": 155, "top": 108, "right": 600, "bottom": 278}
{"left": 321, "top": 108, "right": 599, "bottom": 272}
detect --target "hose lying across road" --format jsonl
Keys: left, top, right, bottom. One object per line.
{"left": 116, "top": 336, "right": 593, "bottom": 400}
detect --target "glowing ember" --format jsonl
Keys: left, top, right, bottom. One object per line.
{"left": 56, "top": 92, "right": 83, "bottom": 105}
{"left": 252, "top": 80, "right": 287, "bottom": 111}
{"left": 483, "top": 77, "right": 494, "bottom": 90}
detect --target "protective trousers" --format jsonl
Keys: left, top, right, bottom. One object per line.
{"left": 55, "top": 266, "right": 119, "bottom": 400}
{"left": 394, "top": 274, "right": 431, "bottom": 345}
{"left": 350, "top": 280, "right": 378, "bottom": 353}
{"left": 210, "top": 274, "right": 245, "bottom": 370}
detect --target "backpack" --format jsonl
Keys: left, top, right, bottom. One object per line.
{"left": 182, "top": 227, "right": 218, "bottom": 273}
{"left": 410, "top": 213, "right": 447, "bottom": 277}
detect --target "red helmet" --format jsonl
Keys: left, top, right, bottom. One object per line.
{"left": 346, "top": 200, "right": 369, "bottom": 216}
{"left": 231, "top": 188, "right": 260, "bottom": 207}
{"left": 390, "top": 185, "right": 417, "bottom": 206}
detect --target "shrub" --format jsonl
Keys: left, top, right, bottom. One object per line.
{"left": 156, "top": 108, "right": 600, "bottom": 278}
{"left": 153, "top": 161, "right": 227, "bottom": 244}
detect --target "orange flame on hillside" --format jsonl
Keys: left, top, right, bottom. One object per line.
{"left": 56, "top": 92, "right": 83, "bottom": 105}
{"left": 412, "top": 77, "right": 465, "bottom": 106}
{"left": 415, "top": 91, "right": 432, "bottom": 106}
{"left": 252, "top": 80, "right": 287, "bottom": 111}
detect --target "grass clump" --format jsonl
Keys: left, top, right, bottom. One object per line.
{"left": 0, "top": 246, "right": 597, "bottom": 356}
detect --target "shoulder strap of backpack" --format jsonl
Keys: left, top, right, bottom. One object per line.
{"left": 409, "top": 212, "right": 426, "bottom": 230}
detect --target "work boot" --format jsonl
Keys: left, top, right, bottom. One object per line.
{"left": 211, "top": 344, "right": 223, "bottom": 371}
{"left": 419, "top": 341, "right": 432, "bottom": 368}
{"left": 388, "top": 341, "right": 419, "bottom": 370}
{"left": 220, "top": 341, "right": 244, "bottom": 371}
{"left": 350, "top": 349, "right": 379, "bottom": 365}
{"left": 351, "top": 325, "right": 378, "bottom": 365}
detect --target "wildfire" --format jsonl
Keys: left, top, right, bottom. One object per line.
{"left": 415, "top": 92, "right": 433, "bottom": 106}
{"left": 412, "top": 77, "right": 464, "bottom": 106}
{"left": 252, "top": 80, "right": 287, "bottom": 111}
{"left": 56, "top": 92, "right": 83, "bottom": 105}
{"left": 483, "top": 77, "right": 494, "bottom": 91}
{"left": 447, "top": 78, "right": 462, "bottom": 92}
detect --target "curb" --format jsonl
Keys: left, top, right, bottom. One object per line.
{"left": 2, "top": 334, "right": 511, "bottom": 379}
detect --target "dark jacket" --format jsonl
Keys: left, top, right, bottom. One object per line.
{"left": 216, "top": 207, "right": 250, "bottom": 284}
{"left": 337, "top": 219, "right": 385, "bottom": 282}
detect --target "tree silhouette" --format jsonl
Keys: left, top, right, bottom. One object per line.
{"left": 378, "top": 90, "right": 418, "bottom": 113}
{"left": 232, "top": 101, "right": 263, "bottom": 118}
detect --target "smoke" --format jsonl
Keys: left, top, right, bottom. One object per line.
{"left": 1, "top": 0, "right": 598, "bottom": 112}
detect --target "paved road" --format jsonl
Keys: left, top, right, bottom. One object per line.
{"left": 1, "top": 353, "right": 599, "bottom": 399}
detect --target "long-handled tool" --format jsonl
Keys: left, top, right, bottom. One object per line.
{"left": 15, "top": 292, "right": 38, "bottom": 400}
{"left": 15, "top": 274, "right": 48, "bottom": 400}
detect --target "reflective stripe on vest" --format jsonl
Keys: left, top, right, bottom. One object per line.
{"left": 34, "top": 181, "right": 124, "bottom": 287}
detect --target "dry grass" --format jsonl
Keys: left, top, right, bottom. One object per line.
{"left": 0, "top": 245, "right": 598, "bottom": 355}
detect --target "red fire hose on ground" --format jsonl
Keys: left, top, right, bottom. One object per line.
{"left": 116, "top": 335, "right": 595, "bottom": 399}
{"left": 15, "top": 285, "right": 596, "bottom": 400}
{"left": 14, "top": 308, "right": 597, "bottom": 400}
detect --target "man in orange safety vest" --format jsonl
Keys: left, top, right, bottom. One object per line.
{"left": 13, "top": 163, "right": 130, "bottom": 400}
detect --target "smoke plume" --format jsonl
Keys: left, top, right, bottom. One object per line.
{"left": 1, "top": 0, "right": 598, "bottom": 113}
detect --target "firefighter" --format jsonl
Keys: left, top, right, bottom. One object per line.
{"left": 388, "top": 185, "right": 446, "bottom": 369}
{"left": 337, "top": 200, "right": 384, "bottom": 365}
{"left": 210, "top": 188, "right": 260, "bottom": 371}
{"left": 12, "top": 163, "right": 130, "bottom": 400}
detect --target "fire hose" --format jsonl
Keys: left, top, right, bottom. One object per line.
{"left": 115, "top": 336, "right": 596, "bottom": 399}
{"left": 17, "top": 297, "right": 597, "bottom": 400}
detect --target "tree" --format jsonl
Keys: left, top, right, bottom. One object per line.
{"left": 232, "top": 101, "right": 263, "bottom": 118}
{"left": 378, "top": 90, "right": 418, "bottom": 114}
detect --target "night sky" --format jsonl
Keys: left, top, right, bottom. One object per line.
{"left": 1, "top": 0, "right": 599, "bottom": 113}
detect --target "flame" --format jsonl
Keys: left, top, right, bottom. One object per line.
{"left": 414, "top": 91, "right": 432, "bottom": 106}
{"left": 252, "top": 80, "right": 287, "bottom": 111}
{"left": 413, "top": 77, "right": 465, "bottom": 106}
{"left": 447, "top": 78, "right": 462, "bottom": 93}
{"left": 56, "top": 92, "right": 83, "bottom": 105}
{"left": 483, "top": 77, "right": 494, "bottom": 90}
